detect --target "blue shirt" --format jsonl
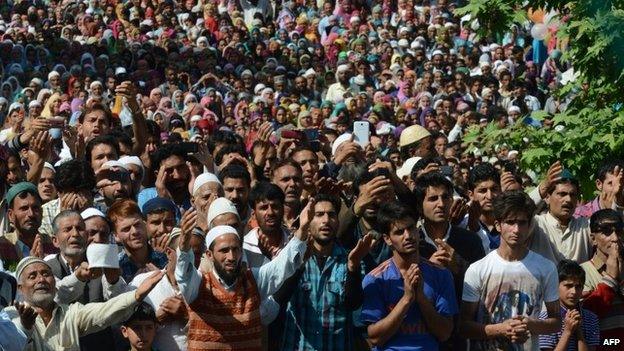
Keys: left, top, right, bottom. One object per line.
{"left": 361, "top": 258, "right": 458, "bottom": 351}
{"left": 119, "top": 248, "right": 168, "bottom": 283}
{"left": 281, "top": 244, "right": 354, "bottom": 351}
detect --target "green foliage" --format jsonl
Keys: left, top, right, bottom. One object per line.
{"left": 456, "top": 0, "right": 624, "bottom": 199}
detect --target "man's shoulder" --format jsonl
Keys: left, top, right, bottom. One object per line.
{"left": 364, "top": 258, "right": 396, "bottom": 281}
{"left": 450, "top": 226, "right": 484, "bottom": 245}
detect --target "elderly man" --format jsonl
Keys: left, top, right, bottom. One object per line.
{"left": 4, "top": 256, "right": 163, "bottom": 351}
{"left": 45, "top": 210, "right": 127, "bottom": 349}
{"left": 175, "top": 199, "right": 311, "bottom": 350}
{"left": 191, "top": 172, "right": 224, "bottom": 234}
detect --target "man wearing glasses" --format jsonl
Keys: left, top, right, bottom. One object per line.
{"left": 581, "top": 209, "right": 624, "bottom": 348}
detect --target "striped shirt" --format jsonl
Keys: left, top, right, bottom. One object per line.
{"left": 538, "top": 306, "right": 600, "bottom": 350}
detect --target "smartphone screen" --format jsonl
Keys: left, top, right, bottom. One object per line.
{"left": 353, "top": 121, "right": 370, "bottom": 147}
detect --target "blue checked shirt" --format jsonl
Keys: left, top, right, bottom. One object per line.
{"left": 281, "top": 244, "right": 356, "bottom": 351}
{"left": 119, "top": 247, "right": 168, "bottom": 283}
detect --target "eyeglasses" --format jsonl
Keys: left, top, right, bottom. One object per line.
{"left": 596, "top": 222, "right": 624, "bottom": 235}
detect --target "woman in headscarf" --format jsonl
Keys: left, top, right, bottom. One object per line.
{"left": 37, "top": 88, "right": 52, "bottom": 107}
{"left": 0, "top": 82, "right": 13, "bottom": 101}
{"left": 151, "top": 110, "right": 171, "bottom": 132}
{"left": 171, "top": 90, "right": 184, "bottom": 113}
{"left": 149, "top": 88, "right": 163, "bottom": 106}
{"left": 41, "top": 93, "right": 62, "bottom": 118}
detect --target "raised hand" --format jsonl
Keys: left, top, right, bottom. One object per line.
{"left": 500, "top": 171, "right": 521, "bottom": 192}
{"left": 347, "top": 233, "right": 376, "bottom": 272}
{"left": 333, "top": 139, "right": 362, "bottom": 166}
{"left": 159, "top": 295, "right": 188, "bottom": 321}
{"left": 401, "top": 263, "right": 420, "bottom": 302}
{"left": 155, "top": 164, "right": 173, "bottom": 199}
{"left": 151, "top": 234, "right": 170, "bottom": 254}
{"left": 294, "top": 198, "right": 315, "bottom": 241}
{"left": 449, "top": 197, "right": 469, "bottom": 225}
{"left": 14, "top": 301, "right": 38, "bottom": 330}
{"left": 134, "top": 270, "right": 165, "bottom": 302}
{"left": 563, "top": 309, "right": 581, "bottom": 333}
{"left": 600, "top": 165, "right": 623, "bottom": 209}
{"left": 538, "top": 161, "right": 563, "bottom": 198}
{"left": 178, "top": 208, "right": 197, "bottom": 252}
{"left": 257, "top": 122, "right": 274, "bottom": 142}
{"left": 75, "top": 262, "right": 104, "bottom": 282}
{"left": 353, "top": 176, "right": 392, "bottom": 217}
{"left": 29, "top": 234, "right": 44, "bottom": 258}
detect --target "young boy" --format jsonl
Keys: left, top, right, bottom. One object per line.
{"left": 121, "top": 302, "right": 159, "bottom": 351}
{"left": 539, "top": 260, "right": 600, "bottom": 351}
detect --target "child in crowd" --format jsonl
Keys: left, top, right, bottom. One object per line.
{"left": 539, "top": 260, "right": 600, "bottom": 351}
{"left": 121, "top": 302, "right": 159, "bottom": 351}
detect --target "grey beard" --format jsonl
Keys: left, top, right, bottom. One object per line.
{"left": 30, "top": 291, "right": 55, "bottom": 309}
{"left": 63, "top": 247, "right": 86, "bottom": 259}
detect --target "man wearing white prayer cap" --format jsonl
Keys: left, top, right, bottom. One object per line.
{"left": 207, "top": 197, "right": 241, "bottom": 230}
{"left": 325, "top": 64, "right": 352, "bottom": 103}
{"left": 4, "top": 256, "right": 164, "bottom": 351}
{"left": 176, "top": 201, "right": 311, "bottom": 351}
{"left": 38, "top": 162, "right": 58, "bottom": 203}
{"left": 191, "top": 172, "right": 224, "bottom": 234}
{"left": 81, "top": 207, "right": 111, "bottom": 245}
{"left": 118, "top": 155, "right": 144, "bottom": 196}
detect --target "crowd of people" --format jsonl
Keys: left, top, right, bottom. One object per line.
{"left": 0, "top": 0, "right": 622, "bottom": 350}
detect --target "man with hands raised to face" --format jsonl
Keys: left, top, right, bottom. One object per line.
{"left": 459, "top": 191, "right": 561, "bottom": 351}
{"left": 174, "top": 199, "right": 311, "bottom": 350}
{"left": 361, "top": 201, "right": 457, "bottom": 351}
{"left": 4, "top": 256, "right": 164, "bottom": 351}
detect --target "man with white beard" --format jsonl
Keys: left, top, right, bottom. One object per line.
{"left": 4, "top": 256, "right": 163, "bottom": 351}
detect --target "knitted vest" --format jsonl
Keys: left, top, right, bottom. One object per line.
{"left": 188, "top": 269, "right": 262, "bottom": 351}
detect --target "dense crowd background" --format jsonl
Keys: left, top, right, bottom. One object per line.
{"left": 0, "top": 0, "right": 622, "bottom": 351}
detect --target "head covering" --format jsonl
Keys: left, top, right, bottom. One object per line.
{"left": 43, "top": 162, "right": 55, "bottom": 172}
{"left": 332, "top": 133, "right": 353, "bottom": 156}
{"left": 5, "top": 182, "right": 38, "bottom": 206}
{"left": 192, "top": 172, "right": 222, "bottom": 196}
{"left": 396, "top": 157, "right": 422, "bottom": 179}
{"left": 16, "top": 256, "right": 52, "bottom": 281}
{"left": 207, "top": 198, "right": 240, "bottom": 227}
{"left": 142, "top": 197, "right": 178, "bottom": 216}
{"left": 81, "top": 207, "right": 106, "bottom": 220}
{"left": 205, "top": 225, "right": 239, "bottom": 249}
{"left": 399, "top": 125, "right": 431, "bottom": 149}
{"left": 118, "top": 156, "right": 144, "bottom": 174}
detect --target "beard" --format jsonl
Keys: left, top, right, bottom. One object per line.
{"left": 338, "top": 163, "right": 366, "bottom": 184}
{"left": 63, "top": 246, "right": 86, "bottom": 258}
{"left": 31, "top": 291, "right": 55, "bottom": 308}
{"left": 213, "top": 260, "right": 241, "bottom": 286}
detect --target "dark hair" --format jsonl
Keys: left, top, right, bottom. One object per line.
{"left": 353, "top": 162, "right": 392, "bottom": 197}
{"left": 413, "top": 172, "right": 454, "bottom": 212}
{"left": 207, "top": 130, "right": 238, "bottom": 153}
{"left": 410, "top": 157, "right": 441, "bottom": 180}
{"left": 150, "top": 143, "right": 187, "bottom": 171}
{"left": 492, "top": 190, "right": 536, "bottom": 221}
{"left": 110, "top": 129, "right": 134, "bottom": 151}
{"left": 558, "top": 259, "right": 586, "bottom": 285}
{"left": 314, "top": 193, "right": 341, "bottom": 214}
{"left": 545, "top": 178, "right": 580, "bottom": 195}
{"left": 590, "top": 209, "right": 623, "bottom": 233}
{"left": 468, "top": 163, "right": 501, "bottom": 190}
{"left": 291, "top": 146, "right": 318, "bottom": 161}
{"left": 595, "top": 159, "right": 624, "bottom": 182}
{"left": 55, "top": 159, "right": 96, "bottom": 192}
{"left": 376, "top": 201, "right": 418, "bottom": 235}
{"left": 85, "top": 135, "right": 120, "bottom": 164}
{"left": 271, "top": 159, "right": 302, "bottom": 178}
{"left": 122, "top": 302, "right": 157, "bottom": 326}
{"left": 248, "top": 181, "right": 285, "bottom": 208}
{"left": 214, "top": 144, "right": 246, "bottom": 166}
{"left": 218, "top": 164, "right": 251, "bottom": 186}
{"left": 79, "top": 102, "right": 112, "bottom": 125}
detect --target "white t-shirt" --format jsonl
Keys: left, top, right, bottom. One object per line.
{"left": 462, "top": 250, "right": 559, "bottom": 351}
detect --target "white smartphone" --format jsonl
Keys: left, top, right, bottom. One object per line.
{"left": 353, "top": 121, "right": 370, "bottom": 147}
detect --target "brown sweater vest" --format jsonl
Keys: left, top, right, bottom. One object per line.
{"left": 188, "top": 269, "right": 262, "bottom": 351}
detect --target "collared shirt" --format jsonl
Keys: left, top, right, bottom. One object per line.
{"left": 119, "top": 248, "right": 168, "bottom": 283}
{"left": 39, "top": 197, "right": 60, "bottom": 237}
{"left": 421, "top": 221, "right": 451, "bottom": 248}
{"left": 4, "top": 291, "right": 139, "bottom": 351}
{"left": 361, "top": 258, "right": 458, "bottom": 351}
{"left": 281, "top": 244, "right": 353, "bottom": 351}
{"left": 325, "top": 82, "right": 351, "bottom": 104}
{"left": 243, "top": 227, "right": 291, "bottom": 270}
{"left": 538, "top": 305, "right": 600, "bottom": 350}
{"left": 459, "top": 216, "right": 500, "bottom": 254}
{"left": 530, "top": 212, "right": 593, "bottom": 264}
{"left": 175, "top": 236, "right": 307, "bottom": 305}
{"left": 574, "top": 196, "right": 602, "bottom": 219}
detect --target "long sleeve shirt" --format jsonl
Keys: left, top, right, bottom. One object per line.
{"left": 175, "top": 236, "right": 307, "bottom": 304}
{"left": 4, "top": 290, "right": 140, "bottom": 351}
